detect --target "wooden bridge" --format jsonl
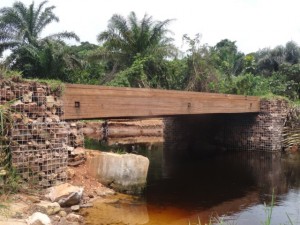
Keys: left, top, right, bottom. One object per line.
{"left": 62, "top": 84, "right": 260, "bottom": 120}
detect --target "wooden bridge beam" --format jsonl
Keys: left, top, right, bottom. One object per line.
{"left": 62, "top": 84, "right": 260, "bottom": 120}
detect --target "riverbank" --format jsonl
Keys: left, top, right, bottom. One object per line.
{"left": 0, "top": 155, "right": 118, "bottom": 225}
{"left": 0, "top": 117, "right": 162, "bottom": 225}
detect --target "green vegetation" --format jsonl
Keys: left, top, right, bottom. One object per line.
{"left": 188, "top": 216, "right": 224, "bottom": 225}
{"left": 0, "top": 101, "right": 21, "bottom": 195}
{"left": 0, "top": 1, "right": 80, "bottom": 80}
{"left": 187, "top": 192, "right": 296, "bottom": 225}
{"left": 261, "top": 191, "right": 296, "bottom": 225}
{"left": 0, "top": 101, "right": 13, "bottom": 172}
{"left": 91, "top": 11, "right": 177, "bottom": 88}
{"left": 262, "top": 192, "right": 275, "bottom": 225}
{"left": 85, "top": 138, "right": 129, "bottom": 154}
{"left": 84, "top": 138, "right": 110, "bottom": 151}
{"left": 0, "top": 1, "right": 300, "bottom": 102}
{"left": 28, "top": 78, "right": 65, "bottom": 95}
{"left": 0, "top": 66, "right": 22, "bottom": 82}
{"left": 0, "top": 168, "right": 21, "bottom": 195}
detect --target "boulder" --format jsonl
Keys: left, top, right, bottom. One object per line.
{"left": 86, "top": 151, "right": 149, "bottom": 194}
{"left": 66, "top": 168, "right": 75, "bottom": 180}
{"left": 95, "top": 187, "right": 115, "bottom": 197}
{"left": 11, "top": 100, "right": 24, "bottom": 111}
{"left": 58, "top": 210, "right": 67, "bottom": 217}
{"left": 82, "top": 127, "right": 95, "bottom": 135}
{"left": 73, "top": 147, "right": 85, "bottom": 155}
{"left": 26, "top": 212, "right": 52, "bottom": 225}
{"left": 46, "top": 183, "right": 83, "bottom": 207}
{"left": 26, "top": 196, "right": 40, "bottom": 203}
{"left": 22, "top": 91, "right": 33, "bottom": 103}
{"left": 35, "top": 201, "right": 61, "bottom": 215}
{"left": 70, "top": 205, "right": 80, "bottom": 212}
{"left": 66, "top": 213, "right": 84, "bottom": 223}
{"left": 46, "top": 96, "right": 55, "bottom": 108}
{"left": 68, "top": 147, "right": 86, "bottom": 167}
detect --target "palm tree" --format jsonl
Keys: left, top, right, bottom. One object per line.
{"left": 6, "top": 39, "right": 82, "bottom": 80}
{"left": 285, "top": 41, "right": 300, "bottom": 65}
{"left": 0, "top": 1, "right": 79, "bottom": 54}
{"left": 93, "top": 12, "right": 176, "bottom": 87}
{"left": 0, "top": 1, "right": 80, "bottom": 79}
{"left": 211, "top": 39, "right": 244, "bottom": 77}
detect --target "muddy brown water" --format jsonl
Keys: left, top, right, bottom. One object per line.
{"left": 83, "top": 144, "right": 300, "bottom": 225}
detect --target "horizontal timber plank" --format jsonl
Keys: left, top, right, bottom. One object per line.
{"left": 62, "top": 84, "right": 260, "bottom": 119}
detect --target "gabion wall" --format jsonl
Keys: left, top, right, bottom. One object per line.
{"left": 222, "top": 99, "right": 289, "bottom": 152}
{"left": 0, "top": 79, "right": 69, "bottom": 187}
{"left": 11, "top": 122, "right": 69, "bottom": 187}
{"left": 163, "top": 99, "right": 290, "bottom": 158}
{"left": 282, "top": 107, "right": 300, "bottom": 151}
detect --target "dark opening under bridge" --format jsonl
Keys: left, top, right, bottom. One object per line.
{"left": 63, "top": 84, "right": 260, "bottom": 120}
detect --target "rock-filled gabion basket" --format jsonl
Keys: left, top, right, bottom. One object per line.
{"left": 11, "top": 122, "right": 69, "bottom": 187}
{"left": 0, "top": 79, "right": 78, "bottom": 187}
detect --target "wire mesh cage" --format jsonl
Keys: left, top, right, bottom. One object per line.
{"left": 10, "top": 122, "right": 69, "bottom": 187}
{"left": 1, "top": 80, "right": 68, "bottom": 187}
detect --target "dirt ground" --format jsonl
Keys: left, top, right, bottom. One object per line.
{"left": 68, "top": 163, "right": 105, "bottom": 197}
{"left": 0, "top": 158, "right": 114, "bottom": 225}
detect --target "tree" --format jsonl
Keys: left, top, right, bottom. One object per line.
{"left": 182, "top": 34, "right": 219, "bottom": 92}
{"left": 255, "top": 42, "right": 300, "bottom": 76}
{"left": 66, "top": 42, "right": 106, "bottom": 84}
{"left": 211, "top": 39, "right": 244, "bottom": 77}
{"left": 0, "top": 1, "right": 79, "bottom": 79}
{"left": 255, "top": 48, "right": 278, "bottom": 76}
{"left": 6, "top": 39, "right": 82, "bottom": 80}
{"left": 284, "top": 41, "right": 300, "bottom": 65}
{"left": 93, "top": 11, "right": 177, "bottom": 87}
{"left": 0, "top": 1, "right": 79, "bottom": 54}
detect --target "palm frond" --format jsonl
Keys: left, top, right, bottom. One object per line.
{"left": 33, "top": 0, "right": 49, "bottom": 33}
{"left": 45, "top": 31, "right": 80, "bottom": 42}
{"left": 0, "top": 41, "right": 19, "bottom": 54}
{"left": 110, "top": 14, "right": 129, "bottom": 36}
{"left": 35, "top": 5, "right": 58, "bottom": 36}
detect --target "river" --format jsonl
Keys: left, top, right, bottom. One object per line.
{"left": 83, "top": 144, "right": 300, "bottom": 225}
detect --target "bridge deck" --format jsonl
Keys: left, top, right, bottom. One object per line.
{"left": 62, "top": 84, "right": 260, "bottom": 120}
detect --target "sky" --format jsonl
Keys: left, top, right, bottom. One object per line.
{"left": 1, "top": 0, "right": 300, "bottom": 54}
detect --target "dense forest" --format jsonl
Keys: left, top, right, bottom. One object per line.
{"left": 1, "top": 1, "right": 300, "bottom": 101}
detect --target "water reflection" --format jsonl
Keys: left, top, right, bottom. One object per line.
{"left": 84, "top": 146, "right": 300, "bottom": 225}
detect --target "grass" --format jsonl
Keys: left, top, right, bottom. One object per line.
{"left": 0, "top": 66, "right": 65, "bottom": 96}
{"left": 27, "top": 78, "right": 65, "bottom": 96}
{"left": 0, "top": 66, "right": 23, "bottom": 82}
{"left": 260, "top": 93, "right": 291, "bottom": 102}
{"left": 188, "top": 215, "right": 226, "bottom": 225}
{"left": 187, "top": 191, "right": 297, "bottom": 225}
{"left": 84, "top": 138, "right": 127, "bottom": 154}
{"left": 0, "top": 168, "right": 21, "bottom": 195}
{"left": 0, "top": 99, "right": 21, "bottom": 196}
{"left": 262, "top": 191, "right": 275, "bottom": 225}
{"left": 0, "top": 101, "right": 13, "bottom": 172}
{"left": 85, "top": 138, "right": 110, "bottom": 150}
{"left": 261, "top": 191, "right": 297, "bottom": 225}
{"left": 114, "top": 148, "right": 127, "bottom": 154}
